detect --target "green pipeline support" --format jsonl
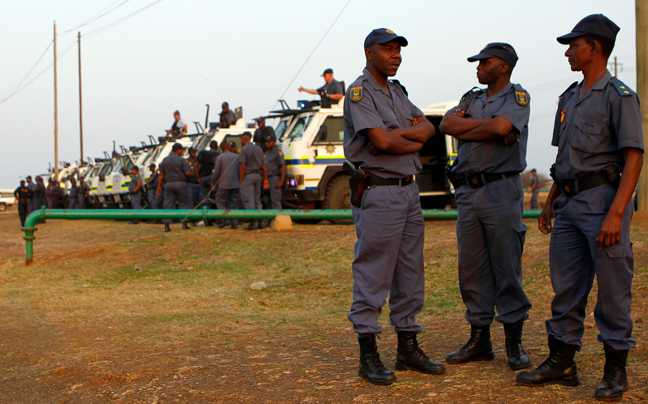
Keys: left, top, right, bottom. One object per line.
{"left": 22, "top": 207, "right": 542, "bottom": 266}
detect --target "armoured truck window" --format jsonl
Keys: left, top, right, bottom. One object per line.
{"left": 99, "top": 163, "right": 112, "bottom": 176}
{"left": 120, "top": 156, "right": 134, "bottom": 171}
{"left": 313, "top": 117, "right": 344, "bottom": 145}
{"left": 275, "top": 118, "right": 291, "bottom": 142}
{"left": 286, "top": 114, "right": 313, "bottom": 142}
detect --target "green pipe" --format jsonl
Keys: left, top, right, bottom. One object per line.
{"left": 22, "top": 208, "right": 542, "bottom": 266}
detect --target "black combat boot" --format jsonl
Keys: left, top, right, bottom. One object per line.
{"left": 516, "top": 335, "right": 579, "bottom": 386}
{"left": 594, "top": 345, "right": 628, "bottom": 401}
{"left": 218, "top": 220, "right": 231, "bottom": 228}
{"left": 504, "top": 321, "right": 532, "bottom": 370}
{"left": 446, "top": 325, "right": 495, "bottom": 364}
{"left": 244, "top": 220, "right": 258, "bottom": 230}
{"left": 357, "top": 333, "right": 397, "bottom": 385}
{"left": 182, "top": 221, "right": 190, "bottom": 230}
{"left": 164, "top": 223, "right": 171, "bottom": 232}
{"left": 395, "top": 331, "right": 446, "bottom": 375}
{"left": 257, "top": 219, "right": 265, "bottom": 229}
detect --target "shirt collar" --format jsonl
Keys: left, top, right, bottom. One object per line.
{"left": 576, "top": 70, "right": 612, "bottom": 100}
{"left": 478, "top": 82, "right": 513, "bottom": 102}
{"left": 362, "top": 67, "right": 396, "bottom": 94}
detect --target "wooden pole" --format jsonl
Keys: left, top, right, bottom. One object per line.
{"left": 614, "top": 56, "right": 618, "bottom": 77}
{"left": 53, "top": 22, "right": 59, "bottom": 180}
{"left": 637, "top": 0, "right": 648, "bottom": 212}
{"left": 78, "top": 32, "right": 84, "bottom": 165}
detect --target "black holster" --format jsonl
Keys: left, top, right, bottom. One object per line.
{"left": 445, "top": 164, "right": 461, "bottom": 189}
{"left": 344, "top": 161, "right": 368, "bottom": 208}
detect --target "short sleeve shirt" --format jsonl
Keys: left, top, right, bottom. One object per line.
{"left": 530, "top": 175, "right": 540, "bottom": 190}
{"left": 129, "top": 173, "right": 142, "bottom": 193}
{"left": 160, "top": 153, "right": 191, "bottom": 183}
{"left": 239, "top": 143, "right": 265, "bottom": 174}
{"left": 451, "top": 83, "right": 530, "bottom": 176}
{"left": 264, "top": 147, "right": 286, "bottom": 177}
{"left": 552, "top": 71, "right": 644, "bottom": 180}
{"left": 343, "top": 68, "right": 424, "bottom": 179}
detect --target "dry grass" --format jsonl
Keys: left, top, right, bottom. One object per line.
{"left": 0, "top": 207, "right": 647, "bottom": 403}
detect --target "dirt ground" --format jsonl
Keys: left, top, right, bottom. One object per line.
{"left": 0, "top": 205, "right": 647, "bottom": 404}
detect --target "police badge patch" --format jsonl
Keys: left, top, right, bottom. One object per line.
{"left": 350, "top": 86, "right": 363, "bottom": 102}
{"left": 515, "top": 91, "right": 529, "bottom": 106}
{"left": 560, "top": 108, "right": 567, "bottom": 124}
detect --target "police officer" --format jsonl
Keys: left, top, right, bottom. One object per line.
{"left": 78, "top": 177, "right": 89, "bottom": 208}
{"left": 147, "top": 164, "right": 161, "bottom": 208}
{"left": 14, "top": 180, "right": 32, "bottom": 226}
{"left": 529, "top": 168, "right": 541, "bottom": 209}
{"left": 25, "top": 175, "right": 37, "bottom": 214}
{"left": 239, "top": 132, "right": 268, "bottom": 230}
{"left": 167, "top": 110, "right": 188, "bottom": 140}
{"left": 253, "top": 117, "right": 274, "bottom": 151}
{"left": 128, "top": 166, "right": 143, "bottom": 224}
{"left": 196, "top": 141, "right": 220, "bottom": 208}
{"left": 263, "top": 133, "right": 285, "bottom": 210}
{"left": 344, "top": 28, "right": 443, "bottom": 386}
{"left": 212, "top": 141, "right": 241, "bottom": 229}
{"left": 68, "top": 178, "right": 79, "bottom": 209}
{"left": 516, "top": 15, "right": 643, "bottom": 402}
{"left": 158, "top": 143, "right": 194, "bottom": 232}
{"left": 299, "top": 68, "right": 344, "bottom": 108}
{"left": 34, "top": 176, "right": 46, "bottom": 210}
{"left": 439, "top": 42, "right": 532, "bottom": 371}
{"left": 219, "top": 102, "right": 236, "bottom": 128}
{"left": 187, "top": 147, "right": 201, "bottom": 212}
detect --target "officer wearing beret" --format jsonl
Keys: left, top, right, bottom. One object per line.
{"left": 529, "top": 168, "right": 541, "bottom": 209}
{"left": 158, "top": 143, "right": 194, "bottom": 232}
{"left": 67, "top": 178, "right": 79, "bottom": 209}
{"left": 263, "top": 133, "right": 285, "bottom": 210}
{"left": 14, "top": 180, "right": 32, "bottom": 226}
{"left": 344, "top": 28, "right": 443, "bottom": 386}
{"left": 440, "top": 42, "right": 532, "bottom": 371}
{"left": 213, "top": 141, "right": 241, "bottom": 229}
{"left": 167, "top": 110, "right": 188, "bottom": 140}
{"left": 299, "top": 68, "right": 344, "bottom": 108}
{"left": 516, "top": 15, "right": 643, "bottom": 402}
{"left": 128, "top": 166, "right": 143, "bottom": 224}
{"left": 239, "top": 132, "right": 268, "bottom": 230}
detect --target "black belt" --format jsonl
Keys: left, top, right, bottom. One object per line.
{"left": 456, "top": 172, "right": 518, "bottom": 188}
{"left": 365, "top": 174, "right": 413, "bottom": 187}
{"left": 247, "top": 170, "right": 262, "bottom": 175}
{"left": 556, "top": 172, "right": 619, "bottom": 196}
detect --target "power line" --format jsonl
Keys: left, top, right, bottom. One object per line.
{"left": 85, "top": 0, "right": 165, "bottom": 38}
{"left": 61, "top": 0, "right": 131, "bottom": 35}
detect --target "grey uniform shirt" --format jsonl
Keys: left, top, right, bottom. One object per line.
{"left": 129, "top": 173, "right": 142, "bottom": 193}
{"left": 239, "top": 143, "right": 265, "bottom": 174}
{"left": 530, "top": 175, "right": 540, "bottom": 190}
{"left": 451, "top": 83, "right": 530, "bottom": 176}
{"left": 552, "top": 70, "right": 644, "bottom": 181}
{"left": 160, "top": 152, "right": 191, "bottom": 183}
{"left": 343, "top": 67, "right": 424, "bottom": 179}
{"left": 264, "top": 147, "right": 285, "bottom": 177}
{"left": 212, "top": 150, "right": 240, "bottom": 189}
{"left": 69, "top": 185, "right": 79, "bottom": 199}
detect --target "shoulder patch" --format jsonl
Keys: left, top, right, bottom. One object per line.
{"left": 278, "top": 151, "right": 283, "bottom": 157}
{"left": 515, "top": 91, "right": 529, "bottom": 106}
{"left": 559, "top": 81, "right": 579, "bottom": 98}
{"left": 610, "top": 78, "right": 635, "bottom": 96}
{"left": 350, "top": 86, "right": 363, "bottom": 102}
{"left": 391, "top": 79, "right": 408, "bottom": 96}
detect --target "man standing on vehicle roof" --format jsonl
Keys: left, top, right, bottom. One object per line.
{"left": 299, "top": 68, "right": 344, "bottom": 108}
{"left": 344, "top": 28, "right": 443, "bottom": 386}
{"left": 213, "top": 141, "right": 241, "bottom": 229}
{"left": 439, "top": 42, "right": 532, "bottom": 372}
{"left": 167, "top": 110, "right": 188, "bottom": 140}
{"left": 128, "top": 166, "right": 143, "bottom": 224}
{"left": 158, "top": 143, "right": 194, "bottom": 232}
{"left": 68, "top": 178, "right": 79, "bottom": 209}
{"left": 14, "top": 180, "right": 32, "bottom": 227}
{"left": 239, "top": 131, "right": 268, "bottom": 230}
{"left": 516, "top": 15, "right": 643, "bottom": 402}
{"left": 263, "top": 132, "right": 286, "bottom": 215}
{"left": 253, "top": 117, "right": 274, "bottom": 152}
{"left": 25, "top": 175, "right": 37, "bottom": 214}
{"left": 219, "top": 102, "right": 236, "bottom": 129}
{"left": 78, "top": 177, "right": 89, "bottom": 209}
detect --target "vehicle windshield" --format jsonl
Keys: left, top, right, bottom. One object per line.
{"left": 275, "top": 118, "right": 291, "bottom": 142}
{"left": 99, "top": 162, "right": 112, "bottom": 176}
{"left": 144, "top": 147, "right": 161, "bottom": 166}
{"left": 120, "top": 156, "right": 134, "bottom": 171}
{"left": 286, "top": 114, "right": 313, "bottom": 142}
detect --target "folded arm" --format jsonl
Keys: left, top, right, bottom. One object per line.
{"left": 393, "top": 116, "right": 435, "bottom": 143}
{"left": 365, "top": 127, "right": 423, "bottom": 155}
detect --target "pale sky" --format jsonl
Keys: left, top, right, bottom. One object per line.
{"left": 0, "top": 0, "right": 639, "bottom": 189}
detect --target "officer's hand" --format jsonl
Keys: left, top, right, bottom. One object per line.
{"left": 504, "top": 132, "right": 519, "bottom": 146}
{"left": 453, "top": 108, "right": 465, "bottom": 117}
{"left": 538, "top": 205, "right": 554, "bottom": 235}
{"left": 298, "top": 86, "right": 304, "bottom": 92}
{"left": 368, "top": 141, "right": 381, "bottom": 156}
{"left": 156, "top": 187, "right": 162, "bottom": 195}
{"left": 275, "top": 182, "right": 283, "bottom": 189}
{"left": 263, "top": 178, "right": 270, "bottom": 189}
{"left": 597, "top": 212, "right": 622, "bottom": 249}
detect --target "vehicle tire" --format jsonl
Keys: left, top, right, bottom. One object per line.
{"left": 0, "top": 202, "right": 6, "bottom": 212}
{"left": 323, "top": 174, "right": 353, "bottom": 224}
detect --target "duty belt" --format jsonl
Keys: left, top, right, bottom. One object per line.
{"left": 365, "top": 174, "right": 413, "bottom": 187}
{"left": 456, "top": 171, "right": 518, "bottom": 189}
{"left": 550, "top": 164, "right": 620, "bottom": 197}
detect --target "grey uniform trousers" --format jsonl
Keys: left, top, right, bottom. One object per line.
{"left": 348, "top": 181, "right": 425, "bottom": 334}
{"left": 131, "top": 193, "right": 142, "bottom": 209}
{"left": 240, "top": 173, "right": 262, "bottom": 210}
{"left": 530, "top": 189, "right": 540, "bottom": 209}
{"left": 267, "top": 175, "right": 282, "bottom": 210}
{"left": 163, "top": 181, "right": 192, "bottom": 224}
{"left": 546, "top": 183, "right": 635, "bottom": 350}
{"left": 68, "top": 198, "right": 77, "bottom": 209}
{"left": 199, "top": 177, "right": 214, "bottom": 209}
{"left": 455, "top": 175, "right": 531, "bottom": 326}
{"left": 189, "top": 183, "right": 201, "bottom": 208}
{"left": 216, "top": 187, "right": 240, "bottom": 226}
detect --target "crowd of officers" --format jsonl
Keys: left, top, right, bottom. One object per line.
{"left": 14, "top": 175, "right": 89, "bottom": 226}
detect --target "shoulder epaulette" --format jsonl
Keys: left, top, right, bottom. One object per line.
{"left": 391, "top": 79, "right": 408, "bottom": 96}
{"left": 559, "top": 82, "right": 578, "bottom": 98}
{"left": 610, "top": 77, "right": 635, "bottom": 97}
{"left": 460, "top": 86, "right": 483, "bottom": 102}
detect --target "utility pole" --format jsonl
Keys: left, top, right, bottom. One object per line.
{"left": 78, "top": 31, "right": 84, "bottom": 165}
{"left": 614, "top": 56, "right": 618, "bottom": 77}
{"left": 53, "top": 21, "right": 59, "bottom": 180}
{"left": 637, "top": 0, "right": 648, "bottom": 212}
